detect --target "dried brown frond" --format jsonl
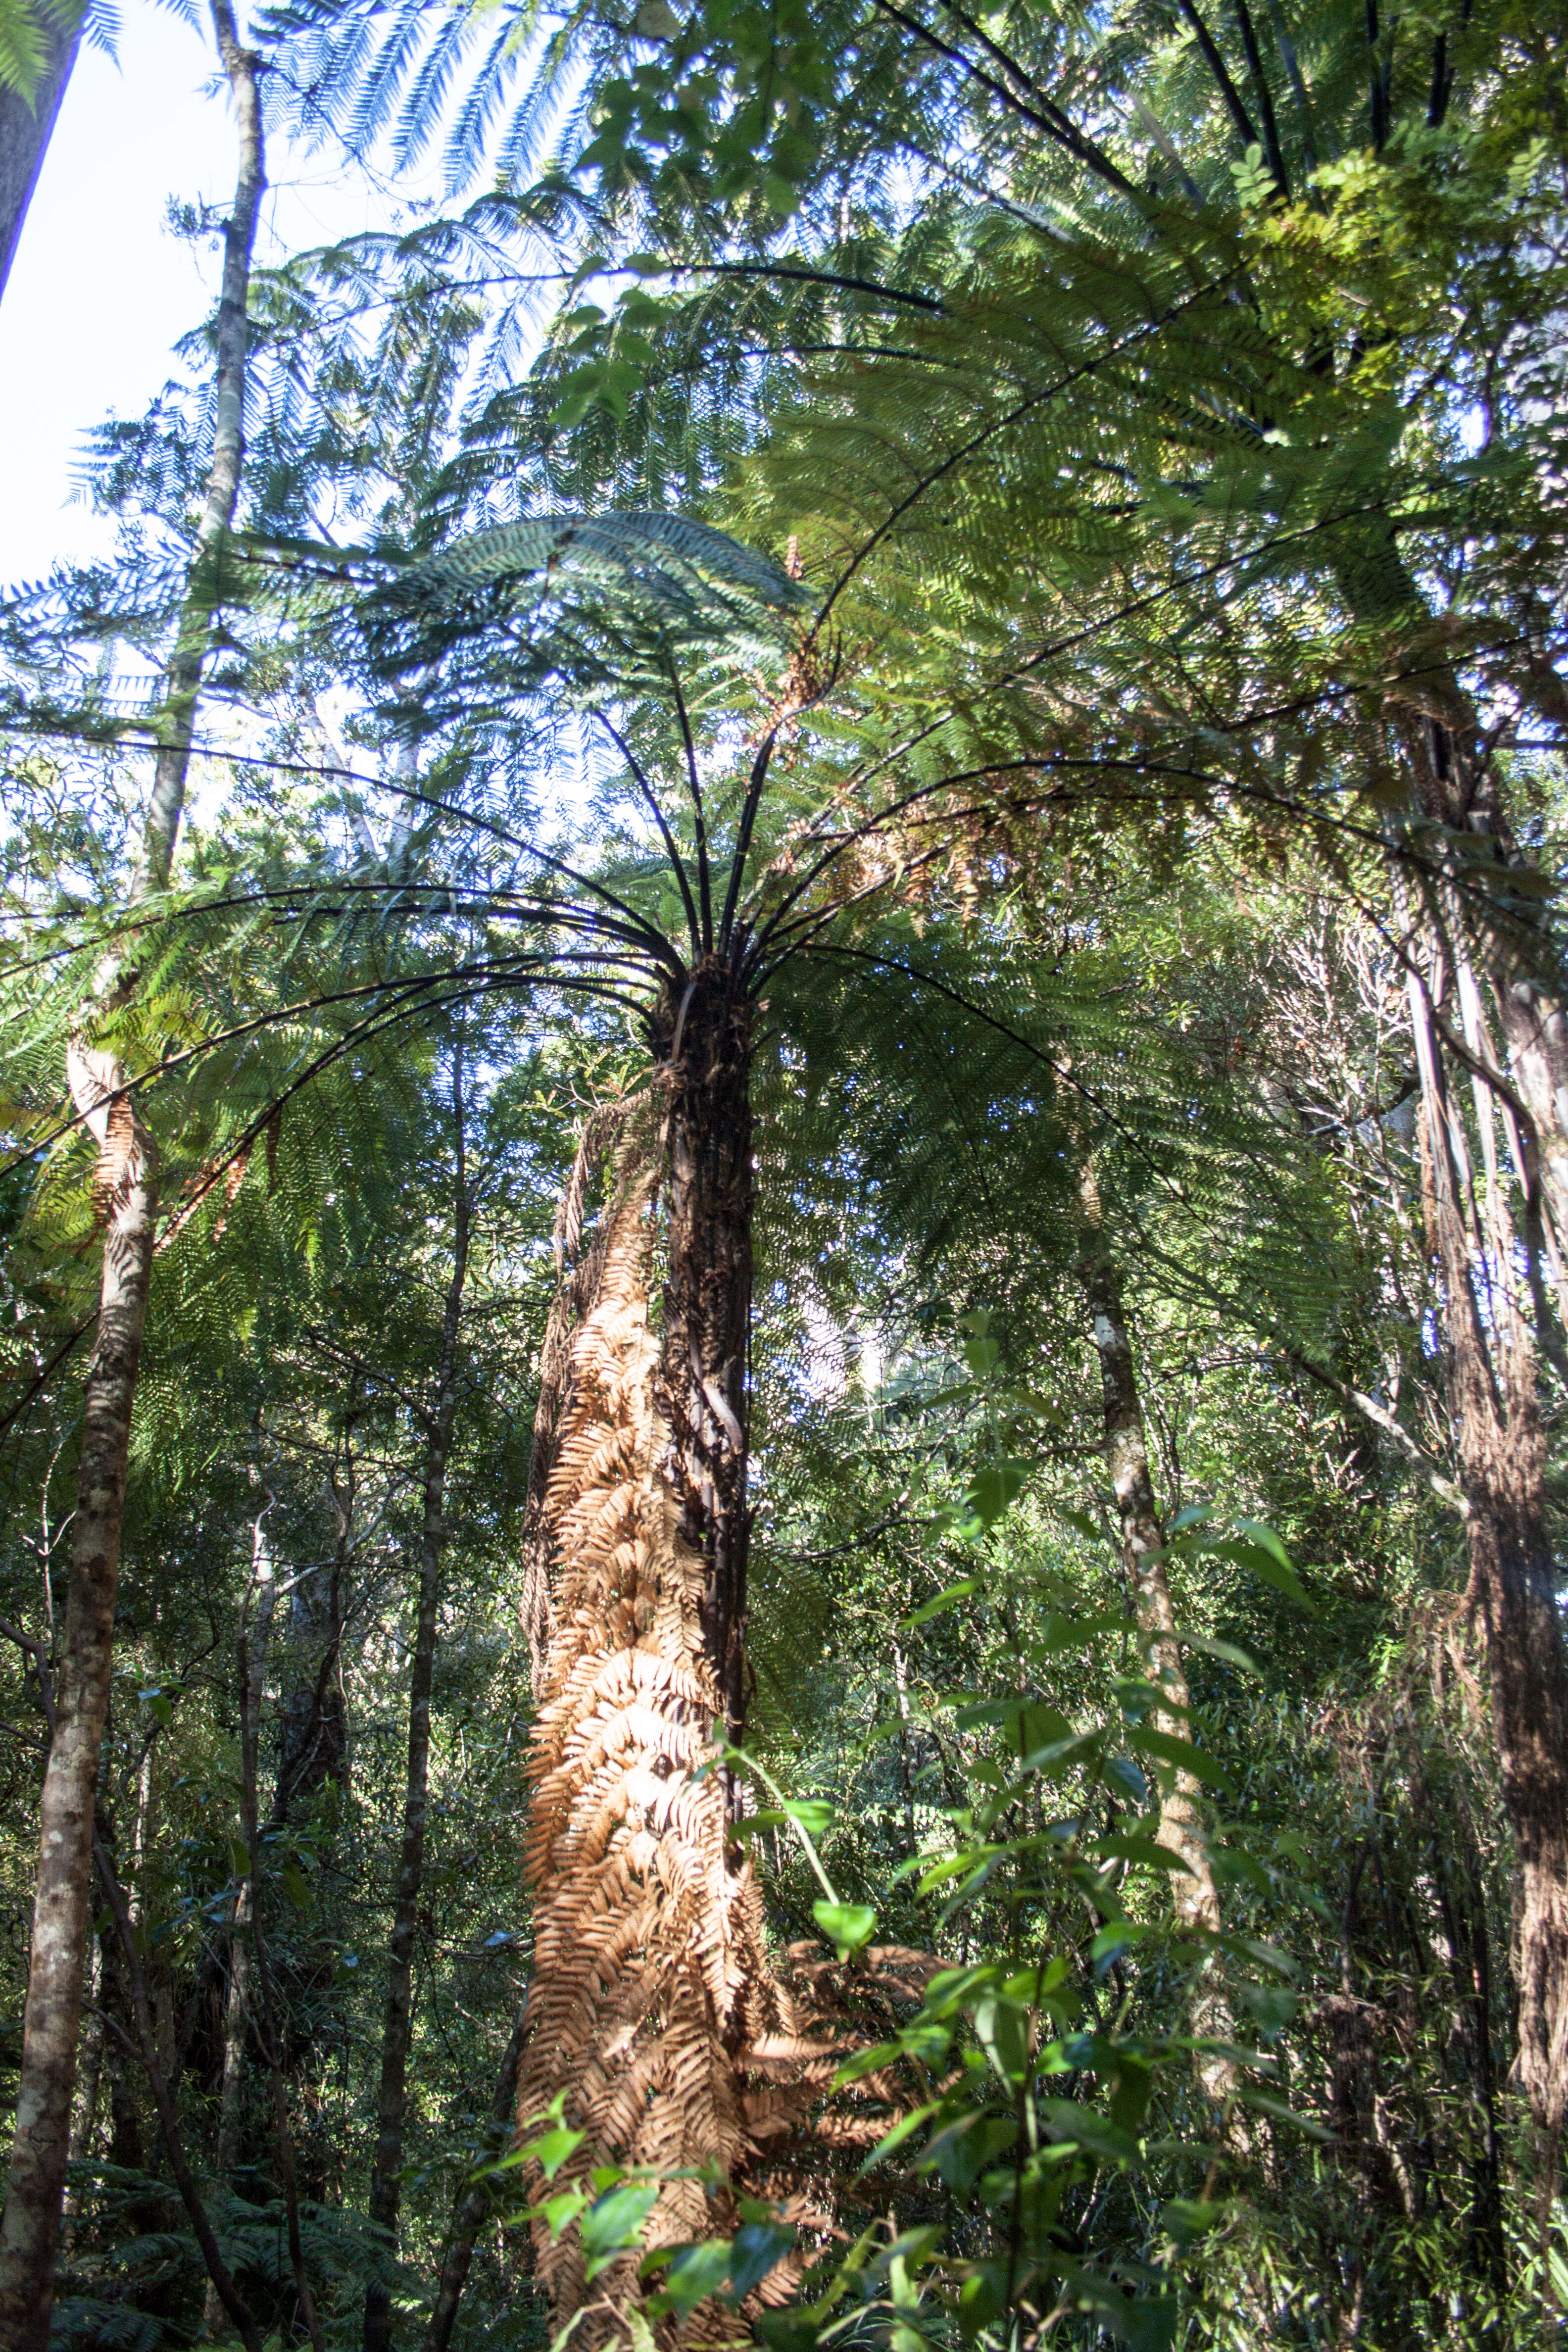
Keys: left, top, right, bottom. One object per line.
{"left": 517, "top": 1179, "right": 796, "bottom": 2349}
{"left": 521, "top": 1093, "right": 655, "bottom": 1694}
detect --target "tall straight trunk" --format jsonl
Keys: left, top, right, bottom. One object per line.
{"left": 418, "top": 1998, "right": 530, "bottom": 2352}
{"left": 1400, "top": 714, "right": 1568, "bottom": 1266}
{"left": 1076, "top": 1181, "right": 1231, "bottom": 2102}
{"left": 1406, "top": 953, "right": 1568, "bottom": 2149}
{"left": 363, "top": 1063, "right": 471, "bottom": 2352}
{"left": 0, "top": 1112, "right": 157, "bottom": 2346}
{"left": 201, "top": 1885, "right": 251, "bottom": 2341}
{"left": 0, "top": 33, "right": 262, "bottom": 2330}
{"left": 651, "top": 955, "right": 755, "bottom": 1749}
{"left": 0, "top": 2, "right": 81, "bottom": 305}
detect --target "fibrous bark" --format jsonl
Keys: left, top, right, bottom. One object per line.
{"left": 516, "top": 1170, "right": 786, "bottom": 2348}
{"left": 650, "top": 960, "right": 755, "bottom": 1750}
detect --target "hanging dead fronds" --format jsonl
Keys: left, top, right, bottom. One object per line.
{"left": 520, "top": 1093, "right": 654, "bottom": 1694}
{"left": 516, "top": 1177, "right": 793, "bottom": 2348}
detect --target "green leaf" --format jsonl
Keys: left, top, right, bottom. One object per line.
{"left": 901, "top": 1577, "right": 980, "bottom": 1628}
{"left": 729, "top": 2220, "right": 796, "bottom": 2297}
{"left": 644, "top": 2240, "right": 731, "bottom": 2314}
{"left": 1174, "top": 1630, "right": 1262, "bottom": 1677}
{"left": 1235, "top": 2088, "right": 1332, "bottom": 2139}
{"left": 1159, "top": 2197, "right": 1230, "bottom": 2247}
{"left": 529, "top": 2126, "right": 588, "bottom": 2179}
{"left": 968, "top": 1460, "right": 1028, "bottom": 1524}
{"left": 973, "top": 1994, "right": 1030, "bottom": 2081}
{"left": 783, "top": 1798, "right": 834, "bottom": 1836}
{"left": 1036, "top": 2100, "right": 1141, "bottom": 2165}
{"left": 813, "top": 1900, "right": 877, "bottom": 1956}
{"left": 1129, "top": 1727, "right": 1234, "bottom": 1793}
{"left": 1176, "top": 1534, "right": 1314, "bottom": 1608}
{"left": 580, "top": 2181, "right": 659, "bottom": 2277}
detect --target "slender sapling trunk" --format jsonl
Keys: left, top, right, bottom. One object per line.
{"left": 364, "top": 1053, "right": 472, "bottom": 2352}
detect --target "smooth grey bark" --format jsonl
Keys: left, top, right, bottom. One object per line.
{"left": 363, "top": 1053, "right": 472, "bottom": 2352}
{"left": 0, "top": 16, "right": 264, "bottom": 2338}
{"left": 0, "top": 3, "right": 81, "bottom": 307}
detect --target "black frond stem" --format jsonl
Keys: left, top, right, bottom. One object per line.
{"left": 1231, "top": 0, "right": 1290, "bottom": 193}
{"left": 0, "top": 953, "right": 546, "bottom": 1181}
{"left": 718, "top": 729, "right": 777, "bottom": 957}
{"left": 593, "top": 708, "right": 701, "bottom": 958}
{"left": 667, "top": 659, "right": 713, "bottom": 952}
{"left": 378, "top": 774, "right": 683, "bottom": 970}
{"left": 236, "top": 879, "right": 666, "bottom": 964}
{"left": 0, "top": 1316, "right": 99, "bottom": 1445}
{"left": 870, "top": 0, "right": 1145, "bottom": 204}
{"left": 1173, "top": 0, "right": 1262, "bottom": 153}
{"left": 1366, "top": 0, "right": 1391, "bottom": 147}
{"left": 1262, "top": 0, "right": 1320, "bottom": 168}
{"left": 808, "top": 276, "right": 1227, "bottom": 639}
{"left": 687, "top": 260, "right": 945, "bottom": 313}
{"left": 809, "top": 942, "right": 1184, "bottom": 1197}
{"left": 750, "top": 758, "right": 1077, "bottom": 964}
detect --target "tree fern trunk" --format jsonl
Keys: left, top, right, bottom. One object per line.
{"left": 364, "top": 1066, "right": 471, "bottom": 2352}
{"left": 0, "top": 17, "right": 263, "bottom": 2335}
{"left": 652, "top": 955, "right": 755, "bottom": 1749}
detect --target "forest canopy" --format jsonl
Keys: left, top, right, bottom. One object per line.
{"left": 2, "top": 0, "right": 1568, "bottom": 2345}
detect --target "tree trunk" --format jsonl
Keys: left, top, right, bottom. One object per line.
{"left": 0, "top": 1115, "right": 156, "bottom": 2349}
{"left": 515, "top": 992, "right": 784, "bottom": 2346}
{"left": 1397, "top": 708, "right": 1568, "bottom": 1270}
{"left": 1076, "top": 1180, "right": 1231, "bottom": 2104}
{"left": 364, "top": 1059, "right": 471, "bottom": 2352}
{"left": 419, "top": 1998, "right": 530, "bottom": 2352}
{"left": 0, "top": 22, "right": 262, "bottom": 2334}
{"left": 1406, "top": 957, "right": 1568, "bottom": 2149}
{"left": 0, "top": 2, "right": 81, "bottom": 306}
{"left": 201, "top": 1886, "right": 251, "bottom": 2341}
{"left": 651, "top": 955, "right": 755, "bottom": 1750}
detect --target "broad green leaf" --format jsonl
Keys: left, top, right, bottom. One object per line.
{"left": 813, "top": 1900, "right": 877, "bottom": 1956}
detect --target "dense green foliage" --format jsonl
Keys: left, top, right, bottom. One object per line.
{"left": 3, "top": 0, "right": 1568, "bottom": 2341}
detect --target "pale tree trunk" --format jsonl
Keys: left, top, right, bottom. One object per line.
{"left": 1076, "top": 1175, "right": 1231, "bottom": 2105}
{"left": 0, "top": 18, "right": 263, "bottom": 2338}
{"left": 363, "top": 1049, "right": 472, "bottom": 2352}
{"left": 1404, "top": 942, "right": 1568, "bottom": 2167}
{"left": 1397, "top": 709, "right": 1568, "bottom": 1270}
{"left": 0, "top": 1116, "right": 157, "bottom": 2347}
{"left": 0, "top": 2, "right": 81, "bottom": 305}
